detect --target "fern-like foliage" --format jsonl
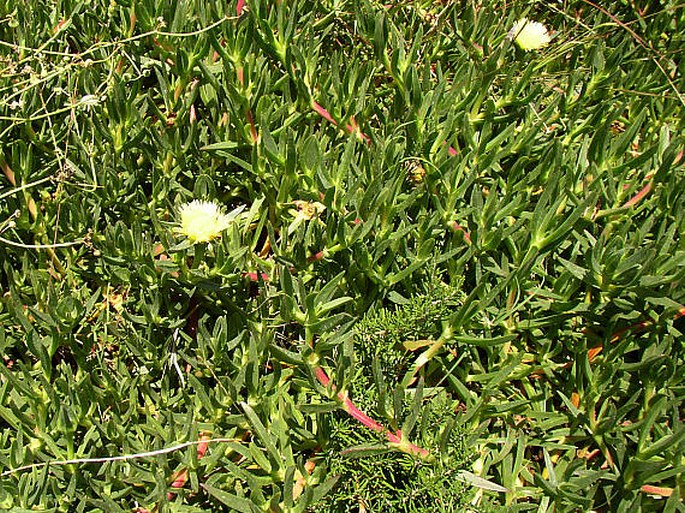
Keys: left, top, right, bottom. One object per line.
{"left": 315, "top": 281, "right": 474, "bottom": 511}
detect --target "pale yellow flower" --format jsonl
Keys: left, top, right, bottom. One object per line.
{"left": 291, "top": 200, "right": 326, "bottom": 220}
{"left": 509, "top": 18, "right": 551, "bottom": 51}
{"left": 176, "top": 200, "right": 233, "bottom": 243}
{"left": 287, "top": 200, "right": 326, "bottom": 235}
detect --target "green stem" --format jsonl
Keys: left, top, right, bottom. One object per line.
{"left": 191, "top": 242, "right": 206, "bottom": 270}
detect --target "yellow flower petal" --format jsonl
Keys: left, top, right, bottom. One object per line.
{"left": 176, "top": 200, "right": 232, "bottom": 243}
{"left": 509, "top": 18, "right": 551, "bottom": 52}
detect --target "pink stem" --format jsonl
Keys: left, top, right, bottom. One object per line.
{"left": 622, "top": 181, "right": 652, "bottom": 208}
{"left": 341, "top": 395, "right": 386, "bottom": 433}
{"left": 313, "top": 365, "right": 429, "bottom": 457}
{"left": 307, "top": 250, "right": 325, "bottom": 263}
{"left": 243, "top": 271, "right": 270, "bottom": 282}
{"left": 448, "top": 221, "right": 471, "bottom": 244}
{"left": 442, "top": 140, "right": 458, "bottom": 156}
{"left": 312, "top": 101, "right": 371, "bottom": 144}
{"left": 312, "top": 100, "right": 454, "bottom": 151}
{"left": 311, "top": 100, "right": 337, "bottom": 125}
{"left": 246, "top": 110, "right": 258, "bottom": 143}
{"left": 345, "top": 116, "right": 371, "bottom": 144}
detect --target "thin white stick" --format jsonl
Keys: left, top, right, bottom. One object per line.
{"left": 1, "top": 437, "right": 239, "bottom": 477}
{"left": 0, "top": 234, "right": 83, "bottom": 249}
{"left": 0, "top": 176, "right": 54, "bottom": 201}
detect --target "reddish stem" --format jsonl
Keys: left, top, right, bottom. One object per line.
{"left": 442, "top": 140, "right": 458, "bottom": 156}
{"left": 345, "top": 116, "right": 371, "bottom": 144}
{"left": 313, "top": 365, "right": 330, "bottom": 386}
{"left": 166, "top": 432, "right": 212, "bottom": 500}
{"left": 612, "top": 307, "right": 685, "bottom": 343}
{"left": 306, "top": 250, "right": 325, "bottom": 263}
{"left": 243, "top": 271, "right": 270, "bottom": 282}
{"left": 311, "top": 100, "right": 337, "bottom": 124}
{"left": 448, "top": 221, "right": 471, "bottom": 244}
{"left": 340, "top": 395, "right": 386, "bottom": 433}
{"left": 311, "top": 101, "right": 371, "bottom": 144}
{"left": 246, "top": 109, "right": 258, "bottom": 143}
{"left": 313, "top": 365, "right": 429, "bottom": 457}
{"left": 590, "top": 307, "right": 685, "bottom": 362}
{"left": 312, "top": 102, "right": 455, "bottom": 151}
{"left": 622, "top": 181, "right": 652, "bottom": 208}
{"left": 640, "top": 484, "right": 674, "bottom": 497}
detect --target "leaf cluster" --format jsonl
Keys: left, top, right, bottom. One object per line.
{"left": 0, "top": 0, "right": 684, "bottom": 512}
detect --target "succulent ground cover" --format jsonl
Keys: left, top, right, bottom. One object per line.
{"left": 0, "top": 0, "right": 683, "bottom": 511}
